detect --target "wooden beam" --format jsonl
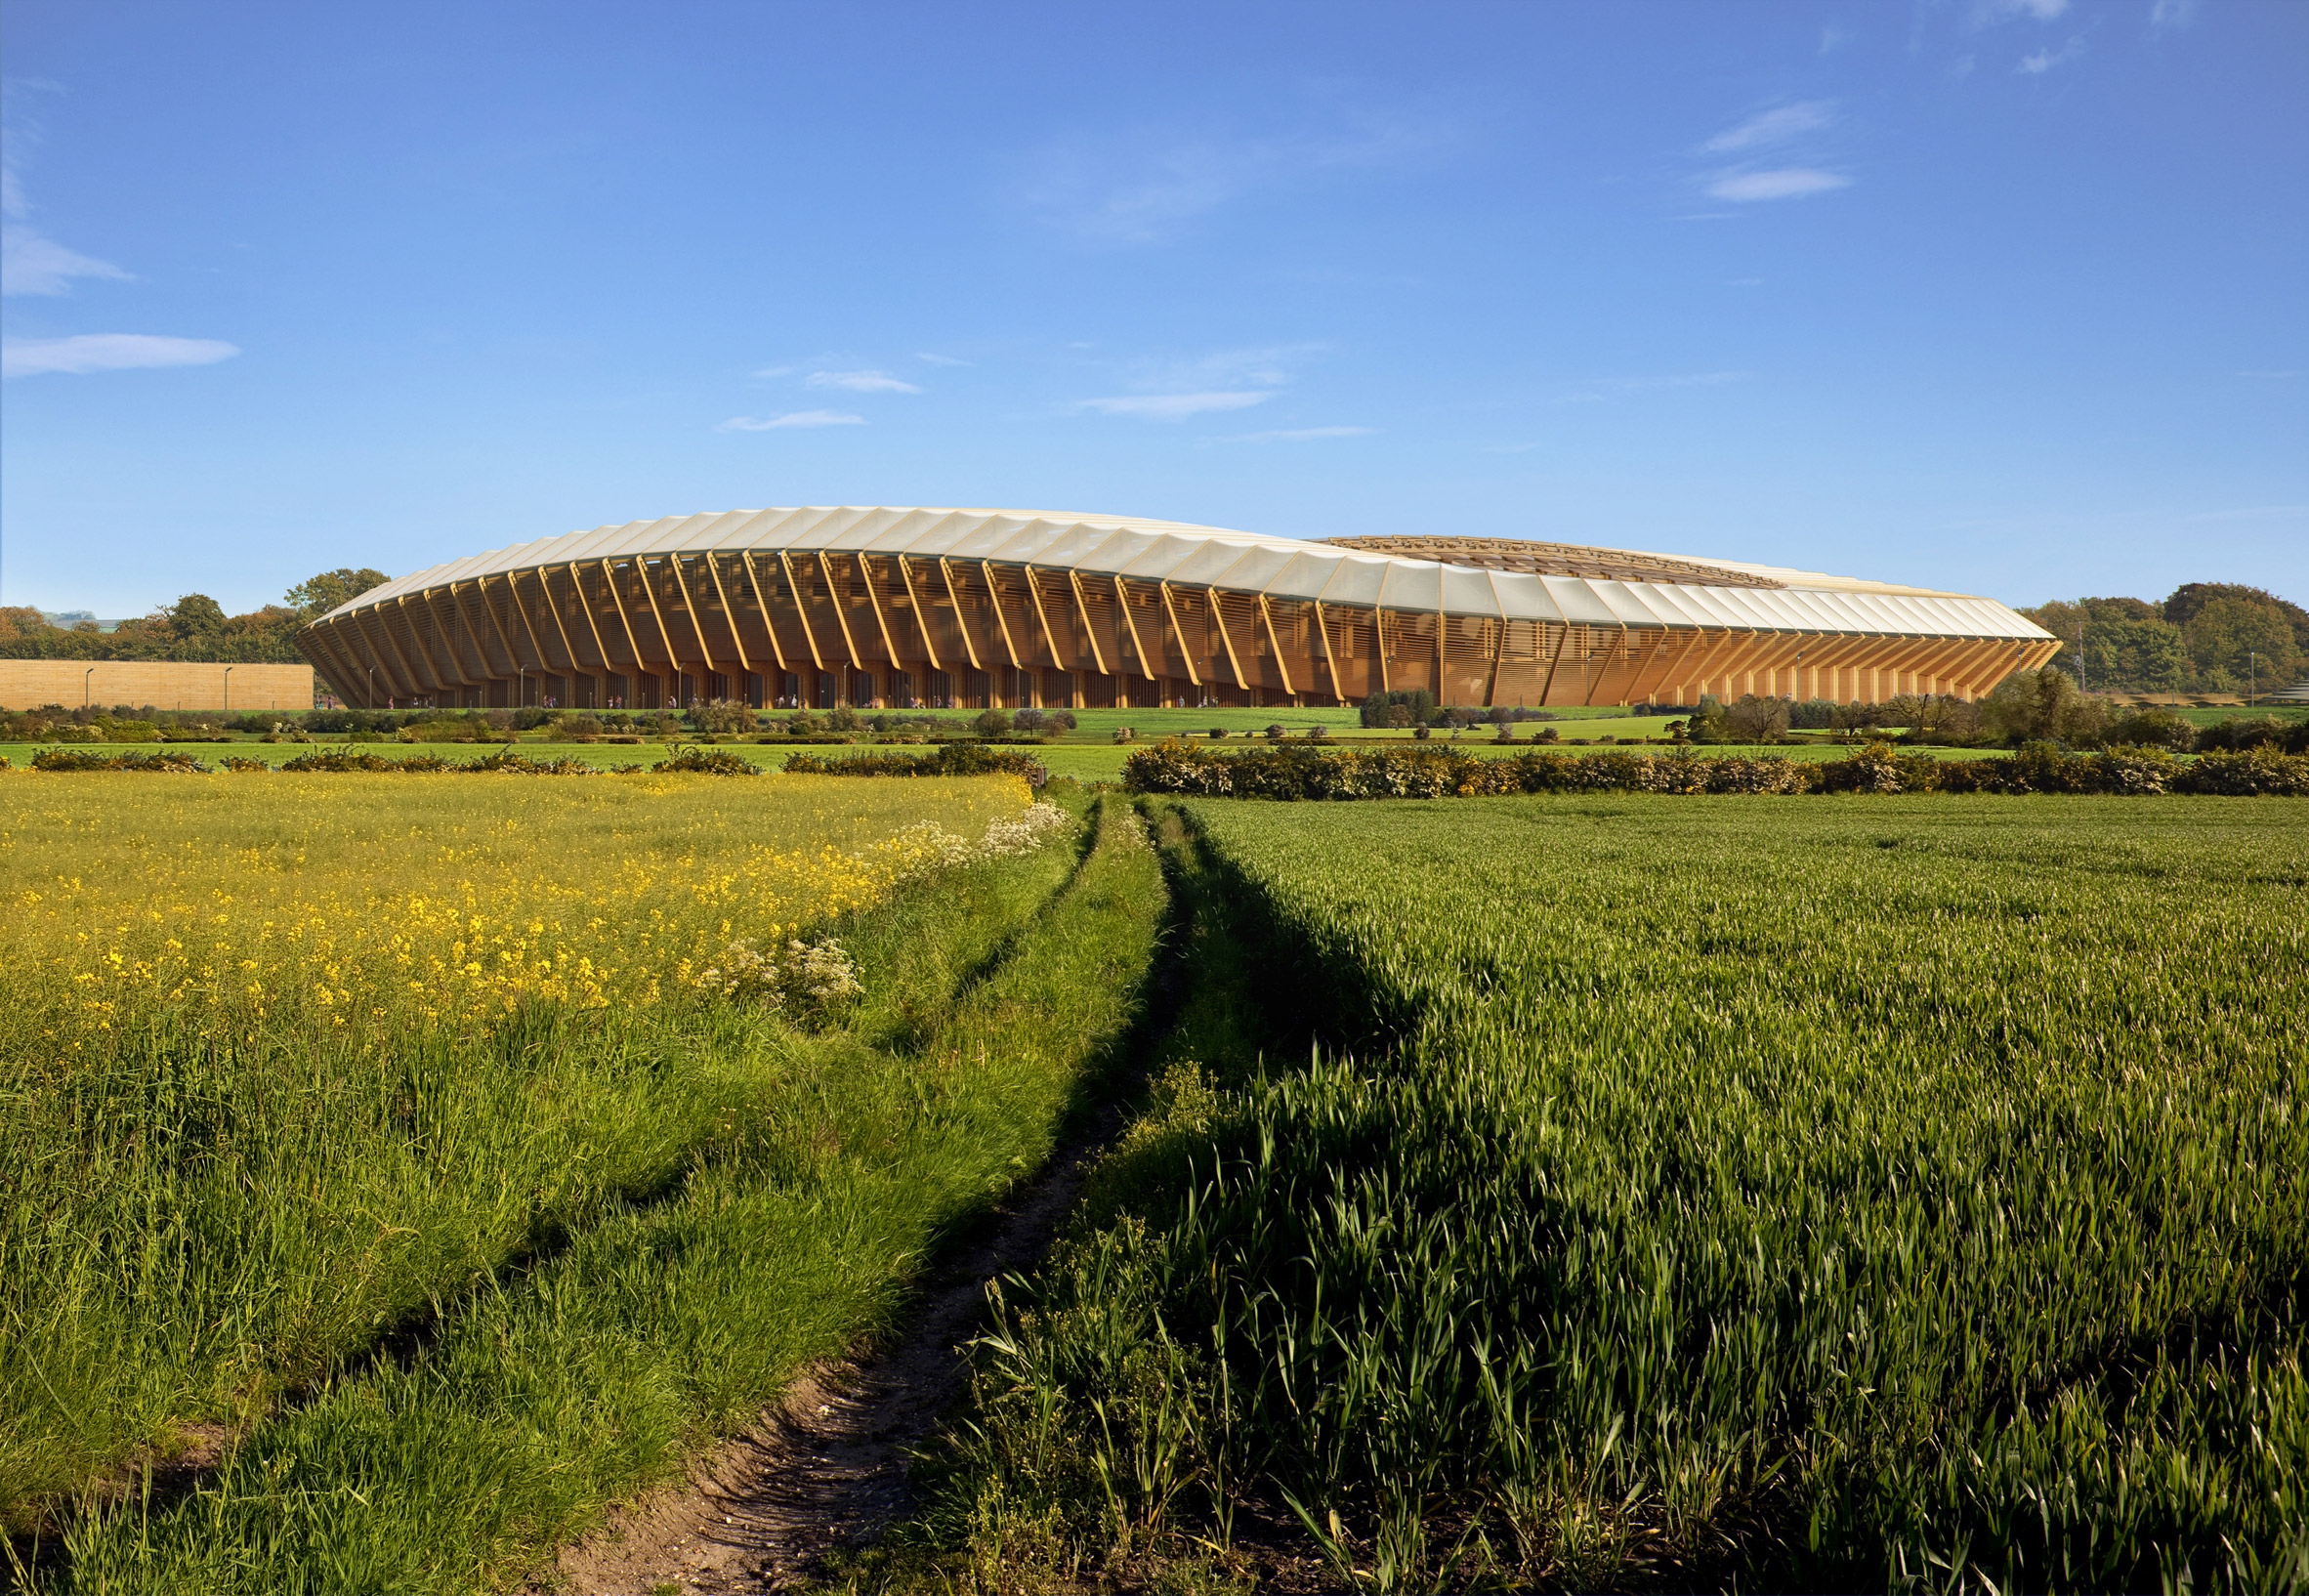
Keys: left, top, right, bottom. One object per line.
{"left": 698, "top": 554, "right": 750, "bottom": 677}
{"left": 636, "top": 558, "right": 684, "bottom": 699}
{"left": 1314, "top": 600, "right": 1345, "bottom": 701}
{"left": 1210, "top": 588, "right": 1250, "bottom": 693}
{"left": 509, "top": 571, "right": 555, "bottom": 683}
{"left": 899, "top": 557, "right": 944, "bottom": 674}
{"left": 939, "top": 558, "right": 984, "bottom": 672}
{"left": 537, "top": 567, "right": 581, "bottom": 675}
{"left": 822, "top": 551, "right": 867, "bottom": 677}
{"left": 1114, "top": 576, "right": 1154, "bottom": 683}
{"left": 666, "top": 554, "right": 720, "bottom": 681}
{"left": 778, "top": 552, "right": 828, "bottom": 673}
{"left": 1024, "top": 566, "right": 1063, "bottom": 675}
{"left": 1068, "top": 569, "right": 1110, "bottom": 676}
{"left": 1536, "top": 620, "right": 1575, "bottom": 706}
{"left": 859, "top": 553, "right": 903, "bottom": 683}
{"left": 982, "top": 561, "right": 1024, "bottom": 669}
{"left": 394, "top": 596, "right": 454, "bottom": 693}
{"left": 1158, "top": 581, "right": 1201, "bottom": 691}
{"left": 1581, "top": 623, "right": 1629, "bottom": 707}
{"left": 1258, "top": 593, "right": 1294, "bottom": 698}
{"left": 739, "top": 553, "right": 787, "bottom": 674}
{"left": 471, "top": 574, "right": 524, "bottom": 679}
{"left": 450, "top": 581, "right": 505, "bottom": 677}
{"left": 1483, "top": 611, "right": 1509, "bottom": 708}
{"left": 1616, "top": 626, "right": 1671, "bottom": 706}
{"left": 357, "top": 607, "right": 422, "bottom": 700}
{"left": 600, "top": 561, "right": 646, "bottom": 678}
{"left": 1678, "top": 626, "right": 1742, "bottom": 701}
{"left": 1627, "top": 627, "right": 1698, "bottom": 705}
{"left": 568, "top": 564, "right": 613, "bottom": 675}
{"left": 1375, "top": 607, "right": 1392, "bottom": 694}
{"left": 304, "top": 623, "right": 370, "bottom": 707}
{"left": 423, "top": 587, "right": 482, "bottom": 687}
{"left": 1435, "top": 568, "right": 1448, "bottom": 695}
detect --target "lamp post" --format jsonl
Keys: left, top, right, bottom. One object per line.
{"left": 84, "top": 666, "right": 95, "bottom": 708}
{"left": 222, "top": 664, "right": 234, "bottom": 715}
{"left": 2249, "top": 650, "right": 2256, "bottom": 709}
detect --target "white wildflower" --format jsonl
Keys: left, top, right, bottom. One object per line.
{"left": 978, "top": 801, "right": 1073, "bottom": 858}
{"left": 693, "top": 934, "right": 861, "bottom": 1025}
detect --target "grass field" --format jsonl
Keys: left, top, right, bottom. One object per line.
{"left": 911, "top": 795, "right": 2309, "bottom": 1593}
{"left": 2, "top": 774, "right": 1166, "bottom": 1592}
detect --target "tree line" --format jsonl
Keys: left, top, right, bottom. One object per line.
{"left": 0, "top": 569, "right": 389, "bottom": 666}
{"left": 2020, "top": 581, "right": 2305, "bottom": 695}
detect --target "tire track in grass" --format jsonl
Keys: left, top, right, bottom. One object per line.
{"left": 549, "top": 800, "right": 1171, "bottom": 1593}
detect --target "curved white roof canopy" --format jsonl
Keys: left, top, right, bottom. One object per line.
{"left": 323, "top": 507, "right": 2053, "bottom": 644}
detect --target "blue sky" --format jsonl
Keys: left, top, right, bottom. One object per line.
{"left": 3, "top": 0, "right": 2303, "bottom": 616}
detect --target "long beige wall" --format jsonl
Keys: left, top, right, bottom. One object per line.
{"left": 0, "top": 660, "right": 315, "bottom": 712}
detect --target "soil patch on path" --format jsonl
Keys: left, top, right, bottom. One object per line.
{"left": 546, "top": 1120, "right": 1113, "bottom": 1595}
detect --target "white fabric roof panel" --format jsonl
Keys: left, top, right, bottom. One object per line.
{"left": 315, "top": 506, "right": 2053, "bottom": 646}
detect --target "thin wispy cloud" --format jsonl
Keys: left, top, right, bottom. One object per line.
{"left": 1702, "top": 102, "right": 1835, "bottom": 154}
{"left": 1695, "top": 101, "right": 1848, "bottom": 205}
{"left": 2149, "top": 0, "right": 2200, "bottom": 28}
{"left": 715, "top": 409, "right": 865, "bottom": 431}
{"left": 2, "top": 132, "right": 130, "bottom": 296}
{"left": 1017, "top": 109, "right": 1450, "bottom": 245}
{"left": 2018, "top": 37, "right": 2085, "bottom": 73}
{"left": 1076, "top": 341, "right": 1322, "bottom": 421}
{"left": 1217, "top": 425, "right": 1377, "bottom": 442}
{"left": 3, "top": 333, "right": 238, "bottom": 378}
{"left": 808, "top": 368, "right": 922, "bottom": 394}
{"left": 1979, "top": 0, "right": 2068, "bottom": 21}
{"left": 916, "top": 352, "right": 970, "bottom": 366}
{"left": 751, "top": 363, "right": 794, "bottom": 379}
{"left": 1706, "top": 169, "right": 1849, "bottom": 202}
{"left": 1079, "top": 392, "right": 1273, "bottom": 421}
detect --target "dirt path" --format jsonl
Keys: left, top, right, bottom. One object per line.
{"left": 548, "top": 1133, "right": 1107, "bottom": 1595}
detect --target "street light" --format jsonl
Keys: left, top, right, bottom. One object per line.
{"left": 222, "top": 664, "right": 234, "bottom": 715}
{"left": 84, "top": 666, "right": 95, "bottom": 708}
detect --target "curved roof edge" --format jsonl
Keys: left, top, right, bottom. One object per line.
{"left": 316, "top": 507, "right": 2054, "bottom": 642}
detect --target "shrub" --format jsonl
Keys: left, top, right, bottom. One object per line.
{"left": 2175, "top": 744, "right": 2309, "bottom": 796}
{"left": 783, "top": 743, "right": 1049, "bottom": 786}
{"left": 689, "top": 698, "right": 756, "bottom": 735}
{"left": 652, "top": 746, "right": 757, "bottom": 776}
{"left": 29, "top": 748, "right": 211, "bottom": 773}
{"left": 2104, "top": 706, "right": 2196, "bottom": 751}
{"left": 973, "top": 708, "right": 1014, "bottom": 737}
{"left": 279, "top": 749, "right": 409, "bottom": 773}
{"left": 1118, "top": 739, "right": 2309, "bottom": 802}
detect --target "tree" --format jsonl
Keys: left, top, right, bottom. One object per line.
{"left": 2163, "top": 582, "right": 2309, "bottom": 653}
{"left": 1982, "top": 666, "right": 2111, "bottom": 746}
{"left": 1722, "top": 693, "right": 1789, "bottom": 743}
{"left": 286, "top": 567, "right": 391, "bottom": 617}
{"left": 166, "top": 594, "right": 229, "bottom": 638}
{"left": 2021, "top": 599, "right": 2189, "bottom": 694}
{"left": 2181, "top": 597, "right": 2301, "bottom": 688}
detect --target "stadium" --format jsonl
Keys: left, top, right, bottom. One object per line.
{"left": 296, "top": 507, "right": 2060, "bottom": 711}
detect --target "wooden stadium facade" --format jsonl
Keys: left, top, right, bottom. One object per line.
{"left": 297, "top": 509, "right": 2060, "bottom": 712}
